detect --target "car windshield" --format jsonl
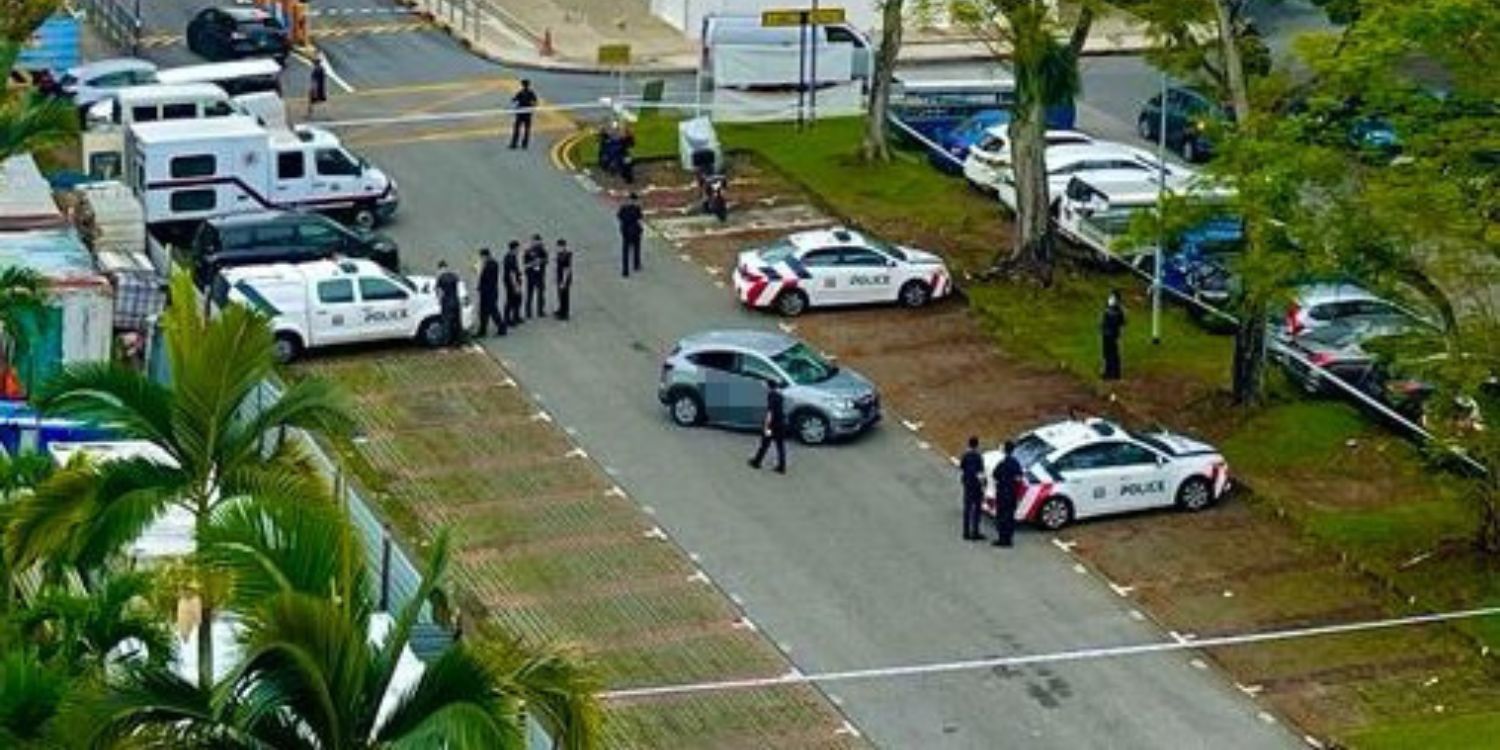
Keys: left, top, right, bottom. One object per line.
{"left": 865, "top": 237, "right": 907, "bottom": 262}
{"left": 1128, "top": 431, "right": 1177, "bottom": 457}
{"left": 386, "top": 270, "right": 417, "bottom": 291}
{"left": 1011, "top": 434, "right": 1054, "bottom": 467}
{"left": 771, "top": 342, "right": 837, "bottom": 385}
{"left": 757, "top": 240, "right": 797, "bottom": 262}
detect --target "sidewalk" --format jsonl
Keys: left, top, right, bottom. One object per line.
{"left": 396, "top": 0, "right": 1156, "bottom": 73}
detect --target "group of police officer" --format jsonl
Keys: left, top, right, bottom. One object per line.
{"left": 959, "top": 436, "right": 1021, "bottom": 547}
{"left": 431, "top": 237, "right": 576, "bottom": 344}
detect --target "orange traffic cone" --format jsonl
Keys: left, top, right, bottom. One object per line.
{"left": 539, "top": 27, "right": 555, "bottom": 56}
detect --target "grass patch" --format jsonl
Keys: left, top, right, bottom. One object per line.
{"left": 1346, "top": 711, "right": 1500, "bottom": 750}
{"left": 1221, "top": 401, "right": 1368, "bottom": 474}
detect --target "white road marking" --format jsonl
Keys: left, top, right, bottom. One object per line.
{"left": 901, "top": 419, "right": 923, "bottom": 432}
{"left": 916, "top": 440, "right": 931, "bottom": 451}
{"left": 1072, "top": 564, "right": 1088, "bottom": 575}
{"left": 1237, "top": 683, "right": 1264, "bottom": 696}
{"left": 1051, "top": 538, "right": 1078, "bottom": 552}
{"left": 564, "top": 447, "right": 588, "bottom": 459}
{"left": 528, "top": 410, "right": 552, "bottom": 423}
{"left": 1128, "top": 610, "right": 1147, "bottom": 622}
{"left": 1188, "top": 658, "right": 1208, "bottom": 670}
{"left": 732, "top": 617, "right": 758, "bottom": 631}
{"left": 836, "top": 720, "right": 861, "bottom": 737}
{"left": 1107, "top": 582, "right": 1134, "bottom": 598}
{"left": 687, "top": 570, "right": 711, "bottom": 585}
{"left": 606, "top": 486, "right": 626, "bottom": 498}
{"left": 643, "top": 526, "right": 668, "bottom": 541}
{"left": 947, "top": 455, "right": 959, "bottom": 466}
{"left": 292, "top": 49, "right": 355, "bottom": 93}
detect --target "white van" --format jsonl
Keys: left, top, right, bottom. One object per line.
{"left": 156, "top": 58, "right": 282, "bottom": 96}
{"left": 125, "top": 115, "right": 398, "bottom": 237}
{"left": 213, "top": 258, "right": 472, "bottom": 362}
{"left": 1054, "top": 174, "right": 1232, "bottom": 260}
{"left": 83, "top": 83, "right": 235, "bottom": 179}
{"left": 701, "top": 14, "right": 872, "bottom": 82}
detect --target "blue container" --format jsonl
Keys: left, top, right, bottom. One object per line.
{"left": 16, "top": 14, "right": 82, "bottom": 74}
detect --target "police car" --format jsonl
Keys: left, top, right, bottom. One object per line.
{"left": 982, "top": 417, "right": 1230, "bottom": 530}
{"left": 213, "top": 258, "right": 472, "bottom": 362}
{"left": 734, "top": 228, "right": 954, "bottom": 316}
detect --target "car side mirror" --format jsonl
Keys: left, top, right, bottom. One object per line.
{"left": 886, "top": 259, "right": 897, "bottom": 268}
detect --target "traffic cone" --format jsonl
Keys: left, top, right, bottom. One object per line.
{"left": 539, "top": 27, "right": 555, "bottom": 56}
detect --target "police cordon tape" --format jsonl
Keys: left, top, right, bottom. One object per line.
{"left": 312, "top": 98, "right": 805, "bottom": 129}
{"left": 603, "top": 604, "right": 1500, "bottom": 700}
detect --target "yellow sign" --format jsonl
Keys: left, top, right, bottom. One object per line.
{"left": 761, "top": 7, "right": 847, "bottom": 27}
{"left": 596, "top": 44, "right": 631, "bottom": 67}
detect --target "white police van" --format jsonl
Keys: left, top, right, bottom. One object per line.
{"left": 733, "top": 227, "right": 954, "bottom": 316}
{"left": 213, "top": 258, "right": 472, "bottom": 362}
{"left": 982, "top": 417, "right": 1230, "bottom": 530}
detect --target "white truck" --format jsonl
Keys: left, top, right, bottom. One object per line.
{"left": 83, "top": 83, "right": 287, "bottom": 179}
{"left": 125, "top": 115, "right": 398, "bottom": 241}
{"left": 212, "top": 258, "right": 472, "bottom": 362}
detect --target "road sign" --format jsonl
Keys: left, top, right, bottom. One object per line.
{"left": 761, "top": 7, "right": 846, "bottom": 27}
{"left": 596, "top": 43, "right": 631, "bottom": 67}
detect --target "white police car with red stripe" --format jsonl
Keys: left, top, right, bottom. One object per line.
{"left": 982, "top": 417, "right": 1229, "bottom": 530}
{"left": 734, "top": 228, "right": 953, "bottom": 316}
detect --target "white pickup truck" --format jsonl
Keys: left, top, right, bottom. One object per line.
{"left": 213, "top": 258, "right": 472, "bottom": 362}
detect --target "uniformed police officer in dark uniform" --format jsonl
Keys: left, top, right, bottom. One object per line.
{"left": 959, "top": 436, "right": 986, "bottom": 541}
{"left": 748, "top": 381, "right": 787, "bottom": 474}
{"left": 1101, "top": 289, "right": 1126, "bottom": 380}
{"left": 434, "top": 260, "right": 462, "bottom": 346}
{"left": 553, "top": 238, "right": 573, "bottom": 321}
{"left": 523, "top": 234, "right": 548, "bottom": 319}
{"left": 509, "top": 79, "right": 537, "bottom": 149}
{"left": 502, "top": 240, "right": 523, "bottom": 326}
{"left": 991, "top": 440, "right": 1022, "bottom": 547}
{"left": 617, "top": 193, "right": 644, "bottom": 278}
{"left": 475, "top": 248, "right": 505, "bottom": 337}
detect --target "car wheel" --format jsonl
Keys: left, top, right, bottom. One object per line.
{"left": 1036, "top": 496, "right": 1074, "bottom": 531}
{"left": 775, "top": 289, "right": 808, "bottom": 317}
{"left": 417, "top": 317, "right": 447, "bottom": 347}
{"left": 272, "top": 333, "right": 302, "bottom": 364}
{"left": 668, "top": 389, "right": 704, "bottom": 427}
{"left": 1176, "top": 476, "right": 1214, "bottom": 512}
{"left": 793, "top": 410, "right": 830, "bottom": 446}
{"left": 1137, "top": 115, "right": 1154, "bottom": 140}
{"left": 352, "top": 204, "right": 378, "bottom": 231}
{"left": 898, "top": 280, "right": 931, "bottom": 309}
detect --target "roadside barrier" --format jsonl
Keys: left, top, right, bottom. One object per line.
{"left": 75, "top": 0, "right": 142, "bottom": 57}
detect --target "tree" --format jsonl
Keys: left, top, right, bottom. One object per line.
{"left": 952, "top": 0, "right": 1094, "bottom": 283}
{"left": 862, "top": 0, "right": 908, "bottom": 162}
{"left": 1, "top": 0, "right": 61, "bottom": 44}
{"left": 6, "top": 271, "right": 352, "bottom": 688}
{"left": 1, "top": 0, "right": 76, "bottom": 163}
{"left": 91, "top": 522, "right": 602, "bottom": 749}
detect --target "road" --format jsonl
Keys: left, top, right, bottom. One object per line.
{"left": 117, "top": 2, "right": 1327, "bottom": 746}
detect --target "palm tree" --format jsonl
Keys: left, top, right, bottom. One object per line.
{"left": 12, "top": 571, "right": 174, "bottom": 672}
{"left": 0, "top": 266, "right": 49, "bottom": 398}
{"left": 92, "top": 510, "right": 602, "bottom": 750}
{"left": 1, "top": 41, "right": 77, "bottom": 163}
{"left": 6, "top": 271, "right": 352, "bottom": 687}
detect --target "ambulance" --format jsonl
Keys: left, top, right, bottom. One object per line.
{"left": 213, "top": 258, "right": 471, "bottom": 362}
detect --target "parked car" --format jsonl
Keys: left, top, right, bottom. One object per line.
{"left": 59, "top": 57, "right": 158, "bottom": 109}
{"left": 981, "top": 417, "right": 1230, "bottom": 530}
{"left": 994, "top": 141, "right": 1185, "bottom": 212}
{"left": 214, "top": 258, "right": 470, "bottom": 363}
{"left": 963, "top": 127, "right": 1093, "bottom": 194}
{"left": 1157, "top": 217, "right": 1244, "bottom": 318}
{"left": 658, "top": 330, "right": 881, "bottom": 445}
{"left": 734, "top": 227, "right": 953, "bottom": 316}
{"left": 187, "top": 6, "right": 291, "bottom": 62}
{"left": 1275, "top": 283, "right": 1422, "bottom": 342}
{"left": 1137, "top": 86, "right": 1230, "bottom": 162}
{"left": 930, "top": 109, "right": 1007, "bottom": 172}
{"left": 1278, "top": 317, "right": 1424, "bottom": 395}
{"left": 190, "top": 211, "right": 400, "bottom": 285}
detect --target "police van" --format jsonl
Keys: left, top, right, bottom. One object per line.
{"left": 734, "top": 227, "right": 953, "bottom": 316}
{"left": 213, "top": 258, "right": 471, "bottom": 362}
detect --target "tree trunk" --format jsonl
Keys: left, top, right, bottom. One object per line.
{"left": 197, "top": 599, "right": 214, "bottom": 686}
{"left": 1231, "top": 298, "right": 1268, "bottom": 404}
{"left": 1002, "top": 97, "right": 1053, "bottom": 285}
{"left": 863, "top": 0, "right": 905, "bottom": 162}
{"left": 1212, "top": 0, "right": 1251, "bottom": 118}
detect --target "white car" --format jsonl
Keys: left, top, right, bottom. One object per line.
{"left": 994, "top": 142, "right": 1187, "bottom": 212}
{"left": 962, "top": 127, "right": 1093, "bottom": 194}
{"left": 214, "top": 258, "right": 473, "bottom": 362}
{"left": 733, "top": 227, "right": 954, "bottom": 316}
{"left": 982, "top": 417, "right": 1230, "bottom": 530}
{"left": 60, "top": 58, "right": 159, "bottom": 109}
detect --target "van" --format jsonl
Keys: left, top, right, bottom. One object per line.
{"left": 1054, "top": 174, "right": 1232, "bottom": 260}
{"left": 156, "top": 58, "right": 282, "bottom": 96}
{"left": 126, "top": 115, "right": 398, "bottom": 238}
{"left": 213, "top": 257, "right": 472, "bottom": 362}
{"left": 191, "top": 211, "right": 400, "bottom": 285}
{"left": 701, "top": 14, "right": 872, "bottom": 82}
{"left": 83, "top": 83, "right": 236, "bottom": 179}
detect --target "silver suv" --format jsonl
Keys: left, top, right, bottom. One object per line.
{"left": 658, "top": 330, "right": 881, "bottom": 445}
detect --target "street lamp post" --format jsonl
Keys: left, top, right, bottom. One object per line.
{"left": 1152, "top": 71, "right": 1168, "bottom": 345}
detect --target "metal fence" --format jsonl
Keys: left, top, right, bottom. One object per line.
{"left": 75, "top": 0, "right": 142, "bottom": 56}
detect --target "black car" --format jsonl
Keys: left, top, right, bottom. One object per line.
{"left": 191, "top": 211, "right": 399, "bottom": 285}
{"left": 186, "top": 7, "right": 290, "bottom": 62}
{"left": 1137, "top": 86, "right": 1230, "bottom": 163}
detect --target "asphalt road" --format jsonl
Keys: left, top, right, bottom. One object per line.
{"left": 113, "top": 1, "right": 1325, "bottom": 745}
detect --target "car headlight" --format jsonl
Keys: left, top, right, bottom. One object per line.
{"left": 832, "top": 397, "right": 857, "bottom": 412}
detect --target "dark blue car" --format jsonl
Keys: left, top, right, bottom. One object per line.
{"left": 1158, "top": 217, "right": 1244, "bottom": 321}
{"left": 930, "top": 109, "right": 1009, "bottom": 172}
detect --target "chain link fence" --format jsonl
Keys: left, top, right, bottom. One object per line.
{"left": 75, "top": 0, "right": 142, "bottom": 57}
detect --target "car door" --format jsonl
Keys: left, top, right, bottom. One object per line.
{"left": 836, "top": 246, "right": 896, "bottom": 305}
{"left": 1102, "top": 442, "right": 1171, "bottom": 511}
{"left": 1048, "top": 444, "right": 1118, "bottom": 519}
{"left": 311, "top": 278, "right": 358, "bottom": 346}
{"left": 274, "top": 150, "right": 309, "bottom": 208}
{"left": 294, "top": 216, "right": 349, "bottom": 260}
{"left": 313, "top": 147, "right": 363, "bottom": 208}
{"left": 356, "top": 275, "right": 413, "bottom": 340}
{"left": 686, "top": 350, "right": 743, "bottom": 426}
{"left": 798, "top": 248, "right": 844, "bottom": 307}
{"left": 723, "top": 352, "right": 783, "bottom": 428}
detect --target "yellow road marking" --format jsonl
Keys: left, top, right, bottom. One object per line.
{"left": 312, "top": 21, "right": 432, "bottom": 38}
{"left": 339, "top": 81, "right": 507, "bottom": 141}
{"left": 341, "top": 77, "right": 522, "bottom": 99}
{"left": 346, "top": 121, "right": 571, "bottom": 149}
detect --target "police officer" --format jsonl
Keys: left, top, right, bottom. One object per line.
{"left": 502, "top": 240, "right": 523, "bottom": 326}
{"left": 509, "top": 79, "right": 537, "bottom": 149}
{"left": 435, "top": 260, "right": 462, "bottom": 346}
{"left": 523, "top": 234, "right": 548, "bottom": 319}
{"left": 553, "top": 238, "right": 573, "bottom": 321}
{"left": 1101, "top": 289, "right": 1126, "bottom": 380}
{"left": 475, "top": 248, "right": 505, "bottom": 337}
{"left": 990, "top": 440, "right": 1022, "bottom": 547}
{"left": 747, "top": 381, "right": 787, "bottom": 474}
{"left": 306, "top": 54, "right": 327, "bottom": 119}
{"left": 616, "top": 192, "right": 644, "bottom": 278}
{"left": 959, "top": 436, "right": 986, "bottom": 541}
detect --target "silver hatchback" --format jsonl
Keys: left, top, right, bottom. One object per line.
{"left": 658, "top": 330, "right": 881, "bottom": 445}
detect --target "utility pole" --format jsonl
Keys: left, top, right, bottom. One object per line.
{"left": 808, "top": 0, "right": 819, "bottom": 125}
{"left": 1152, "top": 71, "right": 1168, "bottom": 345}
